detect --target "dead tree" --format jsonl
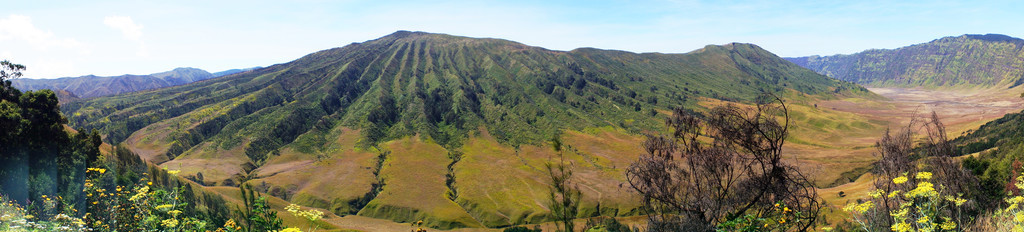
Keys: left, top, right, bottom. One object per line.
{"left": 626, "top": 94, "right": 822, "bottom": 231}
{"left": 869, "top": 111, "right": 978, "bottom": 230}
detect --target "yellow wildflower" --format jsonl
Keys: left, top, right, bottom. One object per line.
{"left": 167, "top": 170, "right": 181, "bottom": 175}
{"left": 299, "top": 208, "right": 324, "bottom": 221}
{"left": 1010, "top": 196, "right": 1024, "bottom": 204}
{"left": 278, "top": 228, "right": 303, "bottom": 232}
{"left": 893, "top": 176, "right": 908, "bottom": 184}
{"left": 156, "top": 204, "right": 174, "bottom": 211}
{"left": 286, "top": 204, "right": 301, "bottom": 214}
{"left": 891, "top": 222, "right": 912, "bottom": 232}
{"left": 939, "top": 218, "right": 956, "bottom": 230}
{"left": 1016, "top": 175, "right": 1024, "bottom": 190}
{"left": 286, "top": 204, "right": 324, "bottom": 221}
{"left": 843, "top": 201, "right": 874, "bottom": 214}
{"left": 868, "top": 189, "right": 883, "bottom": 198}
{"left": 915, "top": 172, "right": 932, "bottom": 180}
{"left": 855, "top": 202, "right": 873, "bottom": 214}
{"left": 945, "top": 196, "right": 967, "bottom": 207}
{"left": 890, "top": 207, "right": 909, "bottom": 218}
{"left": 129, "top": 193, "right": 145, "bottom": 201}
{"left": 916, "top": 215, "right": 930, "bottom": 224}
{"left": 161, "top": 218, "right": 179, "bottom": 228}
{"left": 905, "top": 181, "right": 937, "bottom": 198}
{"left": 169, "top": 210, "right": 182, "bottom": 216}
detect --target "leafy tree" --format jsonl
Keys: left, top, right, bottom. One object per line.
{"left": 1, "top": 60, "right": 25, "bottom": 81}
{"left": 1, "top": 61, "right": 100, "bottom": 217}
{"left": 1, "top": 60, "right": 235, "bottom": 231}
{"left": 546, "top": 143, "right": 581, "bottom": 232}
{"left": 236, "top": 184, "right": 284, "bottom": 232}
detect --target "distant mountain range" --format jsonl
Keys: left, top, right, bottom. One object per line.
{"left": 59, "top": 31, "right": 871, "bottom": 228}
{"left": 212, "top": 67, "right": 262, "bottom": 77}
{"left": 12, "top": 66, "right": 262, "bottom": 99}
{"left": 786, "top": 34, "right": 1024, "bottom": 88}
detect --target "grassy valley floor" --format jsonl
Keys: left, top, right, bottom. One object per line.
{"left": 111, "top": 86, "right": 1024, "bottom": 231}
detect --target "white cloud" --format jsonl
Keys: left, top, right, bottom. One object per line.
{"left": 104, "top": 16, "right": 148, "bottom": 57}
{"left": 22, "top": 59, "right": 78, "bottom": 79}
{"left": 0, "top": 15, "right": 88, "bottom": 53}
{"left": 104, "top": 16, "right": 143, "bottom": 41}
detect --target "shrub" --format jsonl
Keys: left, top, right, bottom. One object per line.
{"left": 717, "top": 201, "right": 807, "bottom": 232}
{"left": 503, "top": 226, "right": 542, "bottom": 232}
{"left": 843, "top": 172, "right": 966, "bottom": 231}
{"left": 625, "top": 94, "right": 822, "bottom": 230}
{"left": 584, "top": 216, "right": 632, "bottom": 232}
{"left": 0, "top": 167, "right": 256, "bottom": 232}
{"left": 974, "top": 171, "right": 1024, "bottom": 231}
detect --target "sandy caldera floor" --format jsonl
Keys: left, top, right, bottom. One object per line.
{"left": 846, "top": 87, "right": 1024, "bottom": 133}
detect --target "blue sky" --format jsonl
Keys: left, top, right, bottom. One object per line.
{"left": 2, "top": 0, "right": 1022, "bottom": 79}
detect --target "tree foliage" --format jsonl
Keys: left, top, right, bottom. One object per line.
{"left": 1, "top": 61, "right": 102, "bottom": 216}
{"left": 1, "top": 60, "right": 25, "bottom": 81}
{"left": 236, "top": 184, "right": 284, "bottom": 232}
{"left": 547, "top": 150, "right": 581, "bottom": 232}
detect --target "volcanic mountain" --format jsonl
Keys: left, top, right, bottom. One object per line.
{"left": 62, "top": 31, "right": 873, "bottom": 228}
{"left": 786, "top": 34, "right": 1024, "bottom": 88}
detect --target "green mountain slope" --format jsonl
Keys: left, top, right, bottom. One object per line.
{"left": 12, "top": 67, "right": 229, "bottom": 99}
{"left": 786, "top": 34, "right": 1024, "bottom": 88}
{"left": 61, "top": 31, "right": 871, "bottom": 228}
{"left": 950, "top": 108, "right": 1024, "bottom": 206}
{"left": 212, "top": 66, "right": 262, "bottom": 77}
{"left": 66, "top": 31, "right": 868, "bottom": 149}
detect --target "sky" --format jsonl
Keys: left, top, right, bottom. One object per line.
{"left": 2, "top": 0, "right": 1022, "bottom": 79}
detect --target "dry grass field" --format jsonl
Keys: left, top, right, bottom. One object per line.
{"left": 118, "top": 85, "right": 1024, "bottom": 231}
